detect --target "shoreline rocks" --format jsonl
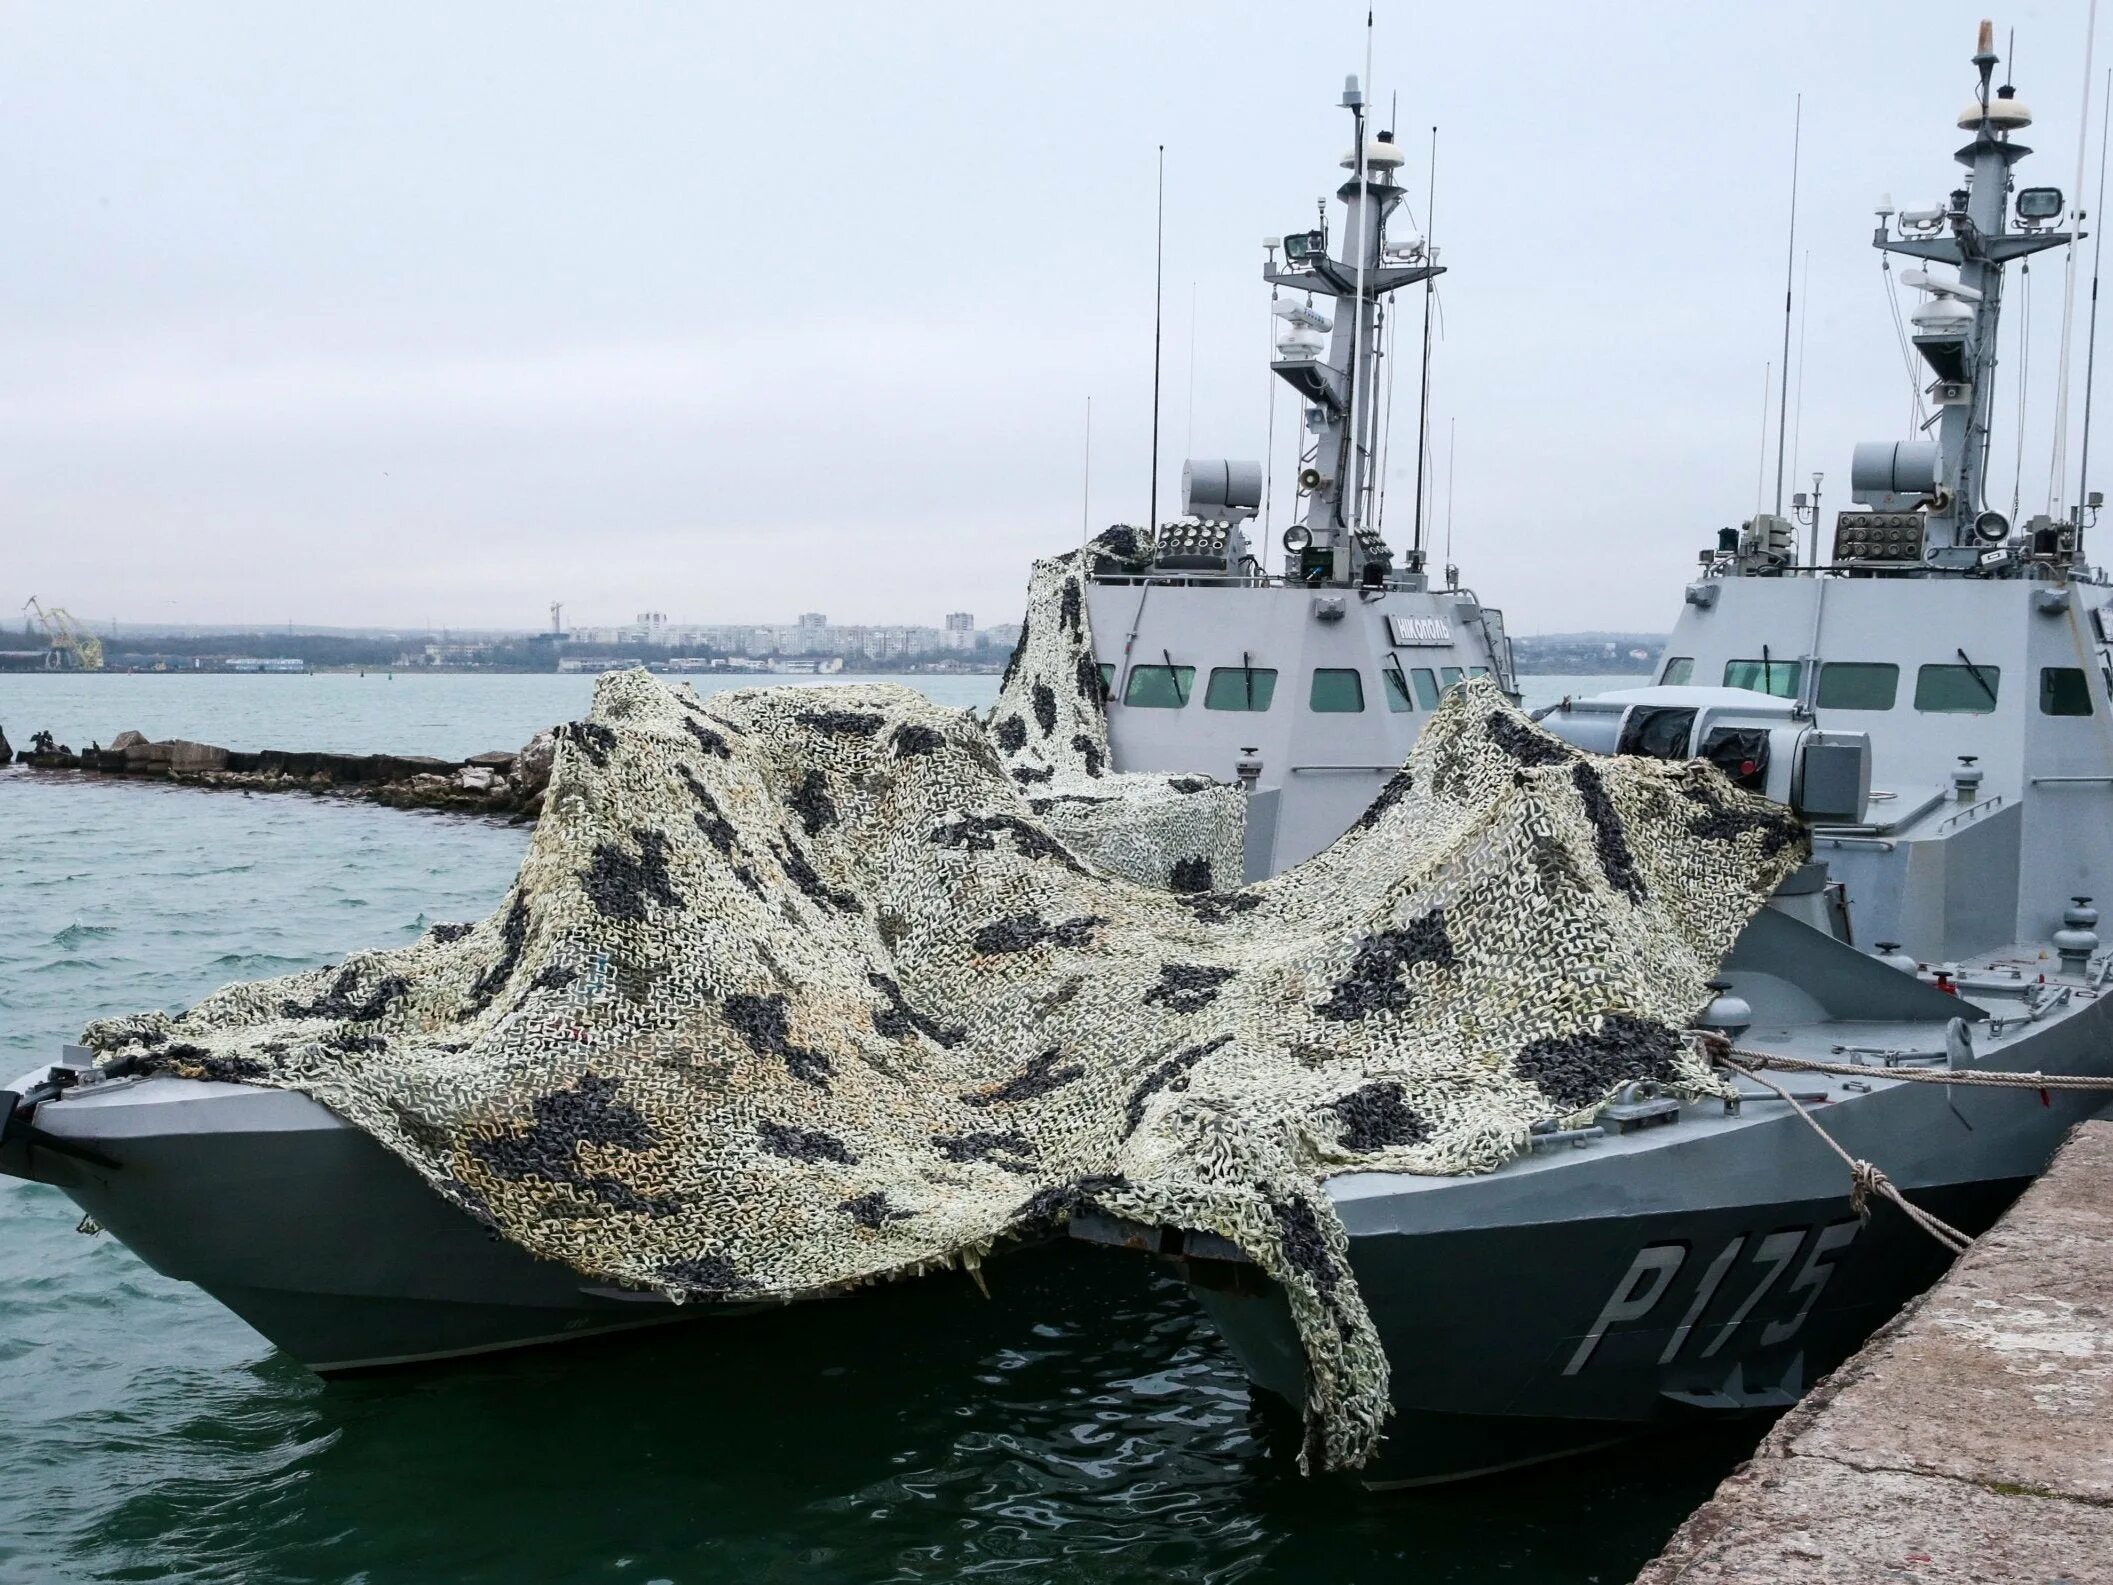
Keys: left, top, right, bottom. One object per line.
{"left": 10, "top": 726, "right": 556, "bottom": 820}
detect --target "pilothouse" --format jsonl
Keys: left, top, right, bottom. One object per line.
{"left": 1085, "top": 73, "right": 1515, "bottom": 877}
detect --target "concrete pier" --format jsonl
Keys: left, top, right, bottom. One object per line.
{"left": 1638, "top": 1120, "right": 2113, "bottom": 1583}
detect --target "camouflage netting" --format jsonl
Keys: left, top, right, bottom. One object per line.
{"left": 83, "top": 547, "right": 1807, "bottom": 1471}
{"left": 983, "top": 542, "right": 1245, "bottom": 891}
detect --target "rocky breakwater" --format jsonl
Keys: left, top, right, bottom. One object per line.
{"left": 12, "top": 727, "right": 557, "bottom": 820}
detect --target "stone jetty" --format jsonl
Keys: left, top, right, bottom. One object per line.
{"left": 8, "top": 726, "right": 555, "bottom": 819}
{"left": 1636, "top": 1119, "right": 2113, "bottom": 1583}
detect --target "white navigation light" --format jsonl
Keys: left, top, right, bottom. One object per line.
{"left": 1283, "top": 525, "right": 1313, "bottom": 551}
{"left": 2018, "top": 186, "right": 2065, "bottom": 222}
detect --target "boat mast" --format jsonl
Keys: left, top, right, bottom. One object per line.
{"left": 1869, "top": 21, "right": 2074, "bottom": 565}
{"left": 1263, "top": 78, "right": 1438, "bottom": 586}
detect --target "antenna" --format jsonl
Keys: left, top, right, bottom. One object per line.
{"left": 1346, "top": 10, "right": 1376, "bottom": 532}
{"left": 1411, "top": 125, "right": 1439, "bottom": 556}
{"left": 2049, "top": 1, "right": 2100, "bottom": 518}
{"left": 1793, "top": 248, "right": 1815, "bottom": 562}
{"left": 2079, "top": 68, "right": 2111, "bottom": 531}
{"left": 1756, "top": 360, "right": 1772, "bottom": 515}
{"left": 1081, "top": 396, "right": 1093, "bottom": 556}
{"left": 1263, "top": 239, "right": 1280, "bottom": 538}
{"left": 1149, "top": 146, "right": 1166, "bottom": 535}
{"left": 1773, "top": 94, "right": 1802, "bottom": 517}
{"left": 1444, "top": 416, "right": 1457, "bottom": 567}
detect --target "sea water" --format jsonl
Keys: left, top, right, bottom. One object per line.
{"left": 0, "top": 671, "right": 1738, "bottom": 1584}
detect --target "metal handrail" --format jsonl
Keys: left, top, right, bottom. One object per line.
{"left": 1934, "top": 793, "right": 2005, "bottom": 834}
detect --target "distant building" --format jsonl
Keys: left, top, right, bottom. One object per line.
{"left": 797, "top": 612, "right": 827, "bottom": 629}
{"left": 415, "top": 642, "right": 493, "bottom": 667}
{"left": 226, "top": 657, "right": 308, "bottom": 674}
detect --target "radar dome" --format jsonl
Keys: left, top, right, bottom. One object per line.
{"left": 1340, "top": 138, "right": 1407, "bottom": 171}
{"left": 1960, "top": 92, "right": 2032, "bottom": 130}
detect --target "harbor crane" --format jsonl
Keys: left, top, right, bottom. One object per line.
{"left": 21, "top": 597, "right": 104, "bottom": 670}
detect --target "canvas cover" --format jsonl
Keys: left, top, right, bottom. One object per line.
{"left": 84, "top": 547, "right": 1806, "bottom": 1470}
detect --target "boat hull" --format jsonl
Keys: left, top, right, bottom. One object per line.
{"left": 1175, "top": 997, "right": 2113, "bottom": 1486}
{"left": 5, "top": 1073, "right": 724, "bottom": 1372}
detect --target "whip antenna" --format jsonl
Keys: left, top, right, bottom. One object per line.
{"left": 1411, "top": 125, "right": 1438, "bottom": 556}
{"left": 1149, "top": 145, "right": 1165, "bottom": 535}
{"left": 2080, "top": 67, "right": 2112, "bottom": 530}
{"left": 1773, "top": 94, "right": 1802, "bottom": 518}
{"left": 2049, "top": 0, "right": 2099, "bottom": 517}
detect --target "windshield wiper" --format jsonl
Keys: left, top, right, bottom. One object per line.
{"left": 1956, "top": 647, "right": 1999, "bottom": 705}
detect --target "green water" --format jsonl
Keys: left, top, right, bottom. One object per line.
{"left": 0, "top": 672, "right": 1737, "bottom": 1584}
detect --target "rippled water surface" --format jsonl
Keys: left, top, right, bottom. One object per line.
{"left": 0, "top": 672, "right": 1735, "bottom": 1584}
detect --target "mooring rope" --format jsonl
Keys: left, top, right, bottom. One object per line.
{"left": 1715, "top": 1046, "right": 2113, "bottom": 1092}
{"left": 1698, "top": 1036, "right": 1976, "bottom": 1255}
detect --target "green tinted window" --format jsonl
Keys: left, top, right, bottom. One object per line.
{"left": 1410, "top": 668, "right": 1441, "bottom": 709}
{"left": 1382, "top": 667, "right": 1414, "bottom": 712}
{"left": 2041, "top": 666, "right": 2094, "bottom": 716}
{"left": 1310, "top": 668, "right": 1366, "bottom": 712}
{"left": 1204, "top": 666, "right": 1277, "bottom": 711}
{"left": 1660, "top": 656, "right": 1693, "bottom": 685}
{"left": 1123, "top": 664, "right": 1195, "bottom": 707}
{"left": 1817, "top": 662, "right": 1898, "bottom": 710}
{"left": 1096, "top": 662, "right": 1114, "bottom": 695}
{"left": 1468, "top": 665, "right": 1490, "bottom": 678}
{"left": 1724, "top": 658, "right": 1803, "bottom": 698}
{"left": 1914, "top": 663, "right": 2000, "bottom": 713}
{"left": 1440, "top": 666, "right": 1465, "bottom": 689}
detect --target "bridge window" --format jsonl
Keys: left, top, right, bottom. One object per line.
{"left": 1310, "top": 668, "right": 1366, "bottom": 713}
{"left": 1205, "top": 666, "right": 1278, "bottom": 711}
{"left": 2040, "top": 666, "right": 2094, "bottom": 716}
{"left": 1469, "top": 665, "right": 1491, "bottom": 678}
{"left": 1440, "top": 666, "right": 1465, "bottom": 689}
{"left": 1123, "top": 664, "right": 1194, "bottom": 708}
{"left": 1097, "top": 662, "right": 1114, "bottom": 695}
{"left": 1382, "top": 667, "right": 1414, "bottom": 712}
{"left": 1723, "top": 658, "right": 1803, "bottom": 698}
{"left": 1409, "top": 668, "right": 1441, "bottom": 709}
{"left": 1660, "top": 656, "right": 1694, "bottom": 685}
{"left": 1914, "top": 663, "right": 2001, "bottom": 713}
{"left": 1817, "top": 662, "right": 1898, "bottom": 711}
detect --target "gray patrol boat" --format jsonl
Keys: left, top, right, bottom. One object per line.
{"left": 0, "top": 77, "right": 1516, "bottom": 1378}
{"left": 1088, "top": 70, "right": 1515, "bottom": 876}
{"left": 1077, "top": 19, "right": 2113, "bottom": 1484}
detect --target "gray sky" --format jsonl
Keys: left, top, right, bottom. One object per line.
{"left": 1, "top": 1, "right": 2103, "bottom": 635}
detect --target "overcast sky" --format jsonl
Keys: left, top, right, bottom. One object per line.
{"left": 2, "top": 1, "right": 2104, "bottom": 635}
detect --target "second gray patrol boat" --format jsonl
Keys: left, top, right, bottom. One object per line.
{"left": 1088, "top": 69, "right": 1516, "bottom": 876}
{"left": 1077, "top": 20, "right": 2113, "bottom": 1485}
